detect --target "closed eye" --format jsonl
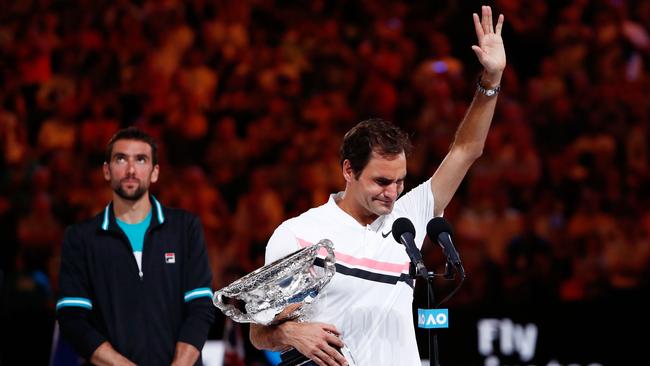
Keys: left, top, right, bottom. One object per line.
{"left": 375, "top": 178, "right": 392, "bottom": 186}
{"left": 375, "top": 178, "right": 405, "bottom": 187}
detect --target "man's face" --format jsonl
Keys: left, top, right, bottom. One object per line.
{"left": 344, "top": 151, "right": 406, "bottom": 219}
{"left": 103, "top": 139, "right": 159, "bottom": 201}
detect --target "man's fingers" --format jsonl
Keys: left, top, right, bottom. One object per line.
{"left": 473, "top": 13, "right": 484, "bottom": 39}
{"left": 495, "top": 14, "right": 505, "bottom": 35}
{"left": 321, "top": 345, "right": 348, "bottom": 366}
{"left": 487, "top": 6, "right": 493, "bottom": 33}
{"left": 324, "top": 332, "right": 345, "bottom": 348}
{"left": 292, "top": 323, "right": 347, "bottom": 365}
{"left": 310, "top": 346, "right": 346, "bottom": 366}
{"left": 319, "top": 323, "right": 341, "bottom": 336}
{"left": 482, "top": 6, "right": 490, "bottom": 34}
{"left": 471, "top": 45, "right": 484, "bottom": 60}
{"left": 311, "top": 353, "right": 327, "bottom": 366}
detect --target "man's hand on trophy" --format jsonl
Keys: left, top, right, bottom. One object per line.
{"left": 279, "top": 321, "right": 348, "bottom": 366}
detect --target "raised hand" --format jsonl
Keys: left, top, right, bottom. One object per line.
{"left": 471, "top": 6, "right": 506, "bottom": 79}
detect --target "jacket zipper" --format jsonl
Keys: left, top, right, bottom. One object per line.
{"left": 140, "top": 225, "right": 156, "bottom": 281}
{"left": 112, "top": 229, "right": 144, "bottom": 281}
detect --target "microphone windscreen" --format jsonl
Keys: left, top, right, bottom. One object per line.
{"left": 392, "top": 217, "right": 416, "bottom": 242}
{"left": 427, "top": 217, "right": 453, "bottom": 238}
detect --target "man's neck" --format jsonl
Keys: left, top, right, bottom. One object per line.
{"left": 335, "top": 193, "right": 378, "bottom": 226}
{"left": 113, "top": 194, "right": 152, "bottom": 224}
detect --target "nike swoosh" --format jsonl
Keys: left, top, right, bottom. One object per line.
{"left": 381, "top": 230, "right": 392, "bottom": 239}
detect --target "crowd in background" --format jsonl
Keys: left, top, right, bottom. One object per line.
{"left": 1, "top": 0, "right": 649, "bottom": 363}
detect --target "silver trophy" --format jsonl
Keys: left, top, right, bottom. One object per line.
{"left": 213, "top": 239, "right": 336, "bottom": 325}
{"left": 213, "top": 239, "right": 356, "bottom": 365}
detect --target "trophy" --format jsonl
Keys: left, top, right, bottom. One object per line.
{"left": 213, "top": 239, "right": 356, "bottom": 365}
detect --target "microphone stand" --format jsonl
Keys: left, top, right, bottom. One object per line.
{"left": 414, "top": 262, "right": 461, "bottom": 366}
{"left": 426, "top": 270, "right": 440, "bottom": 366}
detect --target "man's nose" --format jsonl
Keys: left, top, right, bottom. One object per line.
{"left": 127, "top": 160, "right": 136, "bottom": 174}
{"left": 384, "top": 183, "right": 399, "bottom": 199}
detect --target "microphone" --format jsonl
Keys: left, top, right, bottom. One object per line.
{"left": 392, "top": 217, "right": 428, "bottom": 278}
{"left": 426, "top": 217, "right": 464, "bottom": 277}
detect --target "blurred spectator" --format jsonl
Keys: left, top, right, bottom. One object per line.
{"left": 17, "top": 192, "right": 63, "bottom": 275}
{"left": 504, "top": 211, "right": 558, "bottom": 305}
{"left": 0, "top": 94, "right": 30, "bottom": 169}
{"left": 1, "top": 0, "right": 649, "bottom": 362}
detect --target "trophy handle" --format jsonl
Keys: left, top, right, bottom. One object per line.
{"left": 213, "top": 289, "right": 281, "bottom": 324}
{"left": 212, "top": 290, "right": 254, "bottom": 323}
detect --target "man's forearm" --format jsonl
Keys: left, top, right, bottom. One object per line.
{"left": 452, "top": 70, "right": 503, "bottom": 153}
{"left": 90, "top": 342, "right": 136, "bottom": 366}
{"left": 250, "top": 322, "right": 292, "bottom": 351}
{"left": 171, "top": 341, "right": 201, "bottom": 366}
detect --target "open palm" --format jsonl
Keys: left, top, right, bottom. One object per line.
{"left": 472, "top": 6, "right": 506, "bottom": 74}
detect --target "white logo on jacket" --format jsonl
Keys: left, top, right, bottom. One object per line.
{"left": 165, "top": 252, "right": 176, "bottom": 263}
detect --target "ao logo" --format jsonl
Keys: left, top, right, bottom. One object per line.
{"left": 417, "top": 309, "right": 449, "bottom": 329}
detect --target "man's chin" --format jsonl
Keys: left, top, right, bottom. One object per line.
{"left": 114, "top": 188, "right": 147, "bottom": 201}
{"left": 373, "top": 204, "right": 394, "bottom": 215}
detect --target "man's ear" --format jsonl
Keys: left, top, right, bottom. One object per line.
{"left": 102, "top": 162, "right": 110, "bottom": 181}
{"left": 151, "top": 164, "right": 160, "bottom": 183}
{"left": 342, "top": 160, "right": 355, "bottom": 182}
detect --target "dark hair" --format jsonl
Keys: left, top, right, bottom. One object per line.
{"left": 339, "top": 118, "right": 412, "bottom": 178}
{"left": 105, "top": 127, "right": 158, "bottom": 165}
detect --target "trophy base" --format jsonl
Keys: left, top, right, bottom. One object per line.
{"left": 279, "top": 345, "right": 356, "bottom": 366}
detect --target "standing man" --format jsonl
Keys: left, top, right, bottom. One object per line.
{"left": 56, "top": 127, "right": 215, "bottom": 365}
{"left": 250, "top": 6, "right": 506, "bottom": 366}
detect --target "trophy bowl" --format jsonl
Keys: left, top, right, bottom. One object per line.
{"left": 212, "top": 239, "right": 336, "bottom": 325}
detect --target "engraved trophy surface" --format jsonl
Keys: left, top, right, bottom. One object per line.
{"left": 213, "top": 239, "right": 356, "bottom": 365}
{"left": 213, "top": 239, "right": 336, "bottom": 325}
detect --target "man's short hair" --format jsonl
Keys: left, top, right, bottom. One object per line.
{"left": 340, "top": 118, "right": 412, "bottom": 178}
{"left": 105, "top": 127, "right": 158, "bottom": 165}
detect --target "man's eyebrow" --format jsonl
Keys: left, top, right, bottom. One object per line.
{"left": 375, "top": 176, "right": 405, "bottom": 184}
{"left": 112, "top": 153, "right": 150, "bottom": 159}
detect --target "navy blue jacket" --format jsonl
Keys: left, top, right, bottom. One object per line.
{"left": 56, "top": 196, "right": 215, "bottom": 365}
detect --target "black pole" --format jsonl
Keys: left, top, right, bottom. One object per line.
{"left": 427, "top": 273, "right": 440, "bottom": 366}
